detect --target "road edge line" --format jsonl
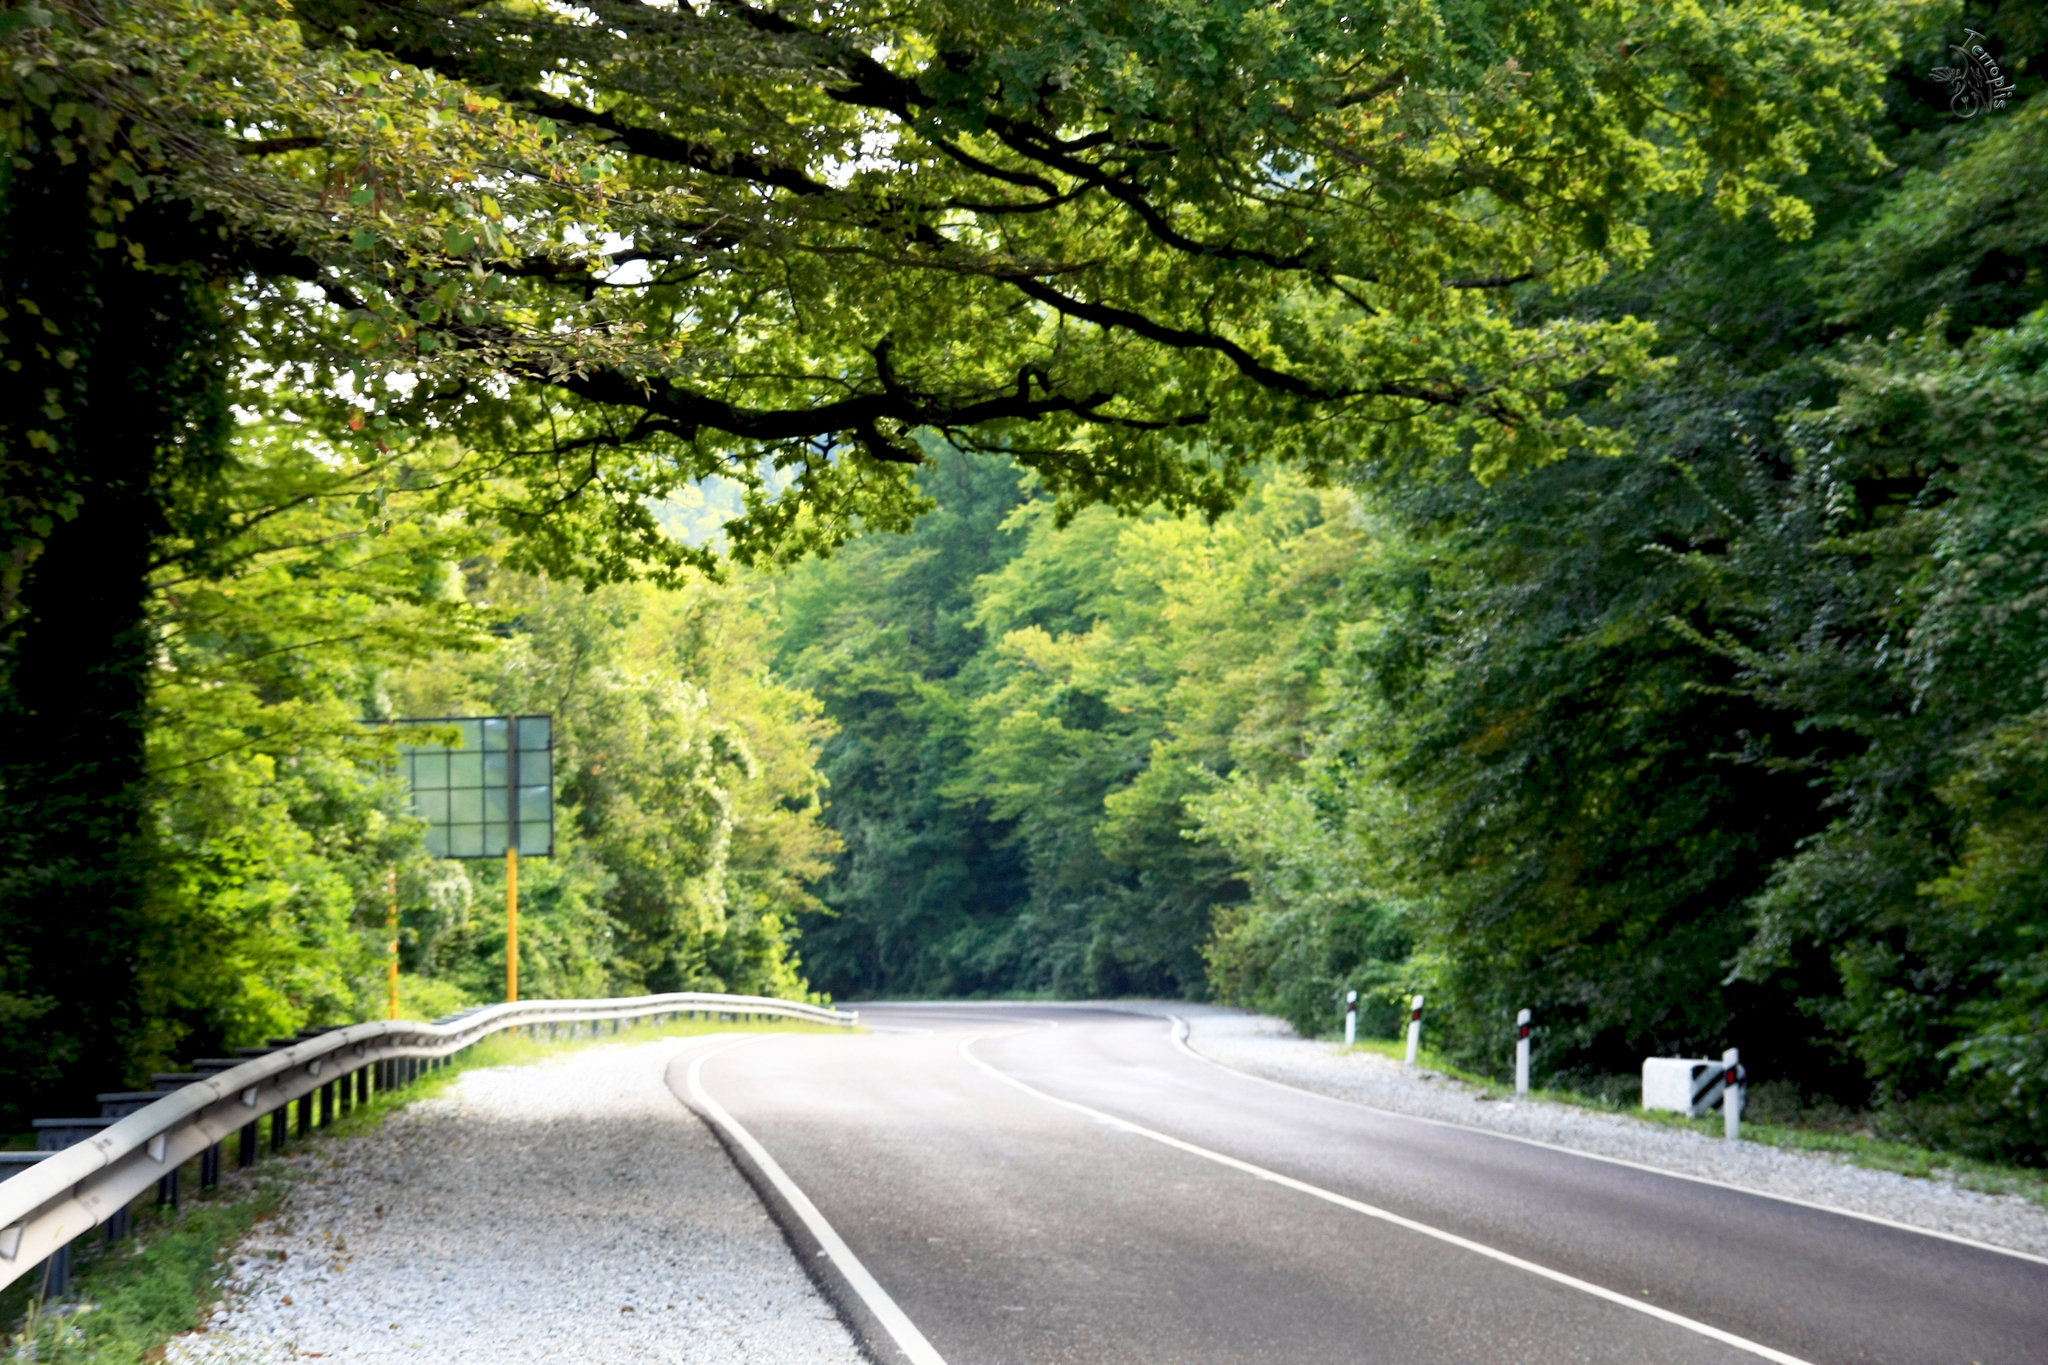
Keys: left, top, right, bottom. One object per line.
{"left": 1143, "top": 1012, "right": 2048, "bottom": 1270}
{"left": 958, "top": 1033, "right": 1818, "bottom": 1365}
{"left": 680, "top": 1037, "right": 950, "bottom": 1365}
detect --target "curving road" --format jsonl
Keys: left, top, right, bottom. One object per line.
{"left": 670, "top": 1003, "right": 2048, "bottom": 1365}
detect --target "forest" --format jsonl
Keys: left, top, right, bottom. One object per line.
{"left": 2, "top": 0, "right": 2043, "bottom": 1163}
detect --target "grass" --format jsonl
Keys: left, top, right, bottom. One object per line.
{"left": 1334, "top": 1035, "right": 2048, "bottom": 1211}
{"left": 2, "top": 1011, "right": 853, "bottom": 1363}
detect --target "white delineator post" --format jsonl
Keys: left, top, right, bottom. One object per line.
{"left": 1723, "top": 1047, "right": 1741, "bottom": 1141}
{"left": 1344, "top": 989, "right": 1358, "bottom": 1047}
{"left": 1515, "top": 1008, "right": 1531, "bottom": 1097}
{"left": 1405, "top": 994, "right": 1425, "bottom": 1067}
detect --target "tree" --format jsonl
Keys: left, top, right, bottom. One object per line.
{"left": 0, "top": 0, "right": 1895, "bottom": 1100}
{"left": 787, "top": 461, "right": 1377, "bottom": 1001}
{"left": 386, "top": 570, "right": 839, "bottom": 1003}
{"left": 771, "top": 445, "right": 1032, "bottom": 997}
{"left": 1188, "top": 14, "right": 2048, "bottom": 1152}
{"left": 1724, "top": 305, "right": 2048, "bottom": 1159}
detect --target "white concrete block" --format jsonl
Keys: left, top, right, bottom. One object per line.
{"left": 1642, "top": 1056, "right": 1713, "bottom": 1113}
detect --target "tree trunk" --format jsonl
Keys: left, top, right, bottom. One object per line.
{"left": 0, "top": 149, "right": 227, "bottom": 1126}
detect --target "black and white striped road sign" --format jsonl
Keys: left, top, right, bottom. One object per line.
{"left": 1689, "top": 1060, "right": 1747, "bottom": 1118}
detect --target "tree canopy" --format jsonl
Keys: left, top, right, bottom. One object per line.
{"left": 9, "top": 0, "right": 1895, "bottom": 575}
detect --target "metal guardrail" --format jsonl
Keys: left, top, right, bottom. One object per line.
{"left": 0, "top": 992, "right": 856, "bottom": 1295}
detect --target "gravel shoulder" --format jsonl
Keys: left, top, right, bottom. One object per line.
{"left": 1117, "top": 1003, "right": 2048, "bottom": 1261}
{"left": 169, "top": 1036, "right": 865, "bottom": 1365}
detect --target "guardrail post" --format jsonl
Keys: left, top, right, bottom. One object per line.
{"left": 240, "top": 1121, "right": 258, "bottom": 1167}
{"left": 201, "top": 1141, "right": 221, "bottom": 1191}
{"left": 296, "top": 1093, "right": 311, "bottom": 1138}
{"left": 271, "top": 1105, "right": 287, "bottom": 1151}
{"left": 1405, "top": 995, "right": 1425, "bottom": 1067}
{"left": 157, "top": 1165, "right": 179, "bottom": 1209}
{"left": 320, "top": 1079, "right": 335, "bottom": 1128}
{"left": 1515, "top": 1009, "right": 1532, "bottom": 1096}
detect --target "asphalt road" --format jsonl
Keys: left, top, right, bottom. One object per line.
{"left": 670, "top": 1003, "right": 2048, "bottom": 1365}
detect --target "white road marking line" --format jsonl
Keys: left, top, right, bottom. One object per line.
{"left": 1148, "top": 1012, "right": 2048, "bottom": 1270}
{"left": 959, "top": 1033, "right": 1819, "bottom": 1365}
{"left": 688, "top": 1037, "right": 950, "bottom": 1365}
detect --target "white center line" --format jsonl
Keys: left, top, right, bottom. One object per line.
{"left": 959, "top": 1032, "right": 1818, "bottom": 1365}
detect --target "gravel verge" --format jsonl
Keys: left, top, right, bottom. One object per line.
{"left": 169, "top": 1037, "right": 865, "bottom": 1364}
{"left": 1118, "top": 1003, "right": 2048, "bottom": 1261}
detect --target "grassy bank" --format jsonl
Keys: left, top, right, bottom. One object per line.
{"left": 1338, "top": 1035, "right": 2048, "bottom": 1211}
{"left": 2, "top": 1013, "right": 852, "bottom": 1363}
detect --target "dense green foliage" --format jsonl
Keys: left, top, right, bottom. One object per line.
{"left": 384, "top": 571, "right": 837, "bottom": 1007}
{"left": 2, "top": 0, "right": 1894, "bottom": 1123}
{"left": 121, "top": 418, "right": 836, "bottom": 1097}
{"left": 780, "top": 458, "right": 1387, "bottom": 1002}
{"left": 780, "top": 5, "right": 2048, "bottom": 1160}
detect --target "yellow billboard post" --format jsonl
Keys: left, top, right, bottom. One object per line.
{"left": 506, "top": 847, "right": 519, "bottom": 1002}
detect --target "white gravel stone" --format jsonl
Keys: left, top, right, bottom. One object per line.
{"left": 1136, "top": 1004, "right": 2048, "bottom": 1260}
{"left": 169, "top": 1037, "right": 862, "bottom": 1365}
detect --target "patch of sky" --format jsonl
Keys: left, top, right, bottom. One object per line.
{"left": 820, "top": 122, "right": 905, "bottom": 188}
{"left": 600, "top": 234, "right": 654, "bottom": 287}
{"left": 1260, "top": 150, "right": 1316, "bottom": 191}
{"left": 649, "top": 459, "right": 799, "bottom": 548}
